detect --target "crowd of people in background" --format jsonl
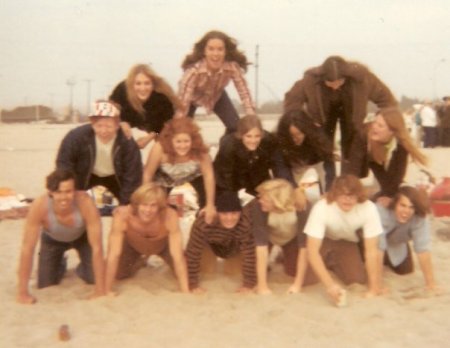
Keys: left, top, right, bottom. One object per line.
{"left": 16, "top": 30, "right": 444, "bottom": 307}
{"left": 403, "top": 96, "right": 450, "bottom": 149}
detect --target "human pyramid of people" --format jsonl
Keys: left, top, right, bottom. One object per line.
{"left": 17, "top": 30, "right": 441, "bottom": 307}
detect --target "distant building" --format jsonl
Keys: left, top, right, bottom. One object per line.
{"left": 1, "top": 105, "right": 55, "bottom": 123}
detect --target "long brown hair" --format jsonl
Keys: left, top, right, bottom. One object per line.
{"left": 181, "top": 30, "right": 249, "bottom": 71}
{"left": 369, "top": 107, "right": 427, "bottom": 166}
{"left": 125, "top": 64, "right": 181, "bottom": 115}
{"left": 158, "top": 118, "right": 209, "bottom": 163}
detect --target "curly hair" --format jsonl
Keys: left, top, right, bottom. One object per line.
{"left": 124, "top": 64, "right": 181, "bottom": 115}
{"left": 276, "top": 110, "right": 334, "bottom": 166}
{"left": 368, "top": 107, "right": 427, "bottom": 166}
{"left": 326, "top": 174, "right": 367, "bottom": 204}
{"left": 181, "top": 30, "right": 249, "bottom": 71}
{"left": 158, "top": 117, "right": 209, "bottom": 163}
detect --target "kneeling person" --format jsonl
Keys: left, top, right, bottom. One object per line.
{"left": 305, "top": 175, "right": 383, "bottom": 306}
{"left": 105, "top": 183, "right": 189, "bottom": 294}
{"left": 17, "top": 169, "right": 105, "bottom": 304}
{"left": 377, "top": 186, "right": 439, "bottom": 292}
{"left": 186, "top": 191, "right": 256, "bottom": 293}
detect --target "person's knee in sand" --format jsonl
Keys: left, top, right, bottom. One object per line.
{"left": 16, "top": 169, "right": 105, "bottom": 304}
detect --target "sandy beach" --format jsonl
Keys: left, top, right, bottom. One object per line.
{"left": 1, "top": 120, "right": 450, "bottom": 348}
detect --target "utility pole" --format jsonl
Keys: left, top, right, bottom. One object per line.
{"left": 254, "top": 44, "right": 259, "bottom": 110}
{"left": 84, "top": 79, "right": 92, "bottom": 116}
{"left": 66, "top": 77, "right": 76, "bottom": 123}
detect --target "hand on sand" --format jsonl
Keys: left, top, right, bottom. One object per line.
{"left": 105, "top": 290, "right": 119, "bottom": 298}
{"left": 364, "top": 286, "right": 388, "bottom": 298}
{"left": 286, "top": 284, "right": 301, "bottom": 294}
{"left": 191, "top": 287, "right": 207, "bottom": 294}
{"left": 327, "top": 284, "right": 346, "bottom": 307}
{"left": 16, "top": 293, "right": 37, "bottom": 305}
{"left": 235, "top": 286, "right": 253, "bottom": 294}
{"left": 426, "top": 284, "right": 445, "bottom": 296}
{"left": 363, "top": 290, "right": 378, "bottom": 299}
{"left": 256, "top": 285, "right": 272, "bottom": 295}
{"left": 88, "top": 290, "right": 107, "bottom": 300}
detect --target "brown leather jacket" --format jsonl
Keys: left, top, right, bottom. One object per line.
{"left": 284, "top": 61, "right": 397, "bottom": 129}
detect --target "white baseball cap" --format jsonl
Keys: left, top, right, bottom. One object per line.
{"left": 89, "top": 101, "right": 120, "bottom": 118}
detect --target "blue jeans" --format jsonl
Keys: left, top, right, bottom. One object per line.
{"left": 37, "top": 232, "right": 94, "bottom": 288}
{"left": 188, "top": 91, "right": 240, "bottom": 134}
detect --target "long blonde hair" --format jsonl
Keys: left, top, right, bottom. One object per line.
{"left": 125, "top": 64, "right": 181, "bottom": 115}
{"left": 369, "top": 107, "right": 427, "bottom": 166}
{"left": 256, "top": 179, "right": 296, "bottom": 213}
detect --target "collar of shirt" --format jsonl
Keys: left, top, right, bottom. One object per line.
{"left": 384, "top": 137, "right": 398, "bottom": 169}
{"left": 196, "top": 59, "right": 234, "bottom": 76}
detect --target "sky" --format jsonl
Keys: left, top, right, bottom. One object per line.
{"left": 0, "top": 0, "right": 449, "bottom": 113}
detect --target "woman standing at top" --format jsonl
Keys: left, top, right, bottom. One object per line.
{"left": 349, "top": 107, "right": 427, "bottom": 206}
{"left": 175, "top": 30, "right": 255, "bottom": 134}
{"left": 246, "top": 179, "right": 315, "bottom": 295}
{"left": 276, "top": 110, "right": 335, "bottom": 191}
{"left": 143, "top": 117, "right": 216, "bottom": 224}
{"left": 110, "top": 64, "right": 181, "bottom": 149}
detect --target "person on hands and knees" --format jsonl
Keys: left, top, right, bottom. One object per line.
{"left": 105, "top": 183, "right": 189, "bottom": 295}
{"left": 248, "top": 179, "right": 315, "bottom": 295}
{"left": 304, "top": 175, "right": 383, "bottom": 306}
{"left": 376, "top": 186, "right": 440, "bottom": 294}
{"left": 17, "top": 169, "right": 105, "bottom": 304}
{"left": 185, "top": 191, "right": 256, "bottom": 293}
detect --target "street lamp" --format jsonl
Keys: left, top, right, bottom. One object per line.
{"left": 433, "top": 58, "right": 446, "bottom": 100}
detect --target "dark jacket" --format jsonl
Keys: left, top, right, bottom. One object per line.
{"left": 214, "top": 131, "right": 295, "bottom": 195}
{"left": 285, "top": 61, "right": 397, "bottom": 177}
{"left": 110, "top": 81, "right": 174, "bottom": 134}
{"left": 284, "top": 62, "right": 397, "bottom": 129}
{"left": 56, "top": 124, "right": 142, "bottom": 204}
{"left": 347, "top": 136, "right": 408, "bottom": 198}
{"left": 369, "top": 143, "right": 408, "bottom": 198}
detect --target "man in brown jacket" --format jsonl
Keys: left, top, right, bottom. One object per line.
{"left": 284, "top": 56, "right": 397, "bottom": 187}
